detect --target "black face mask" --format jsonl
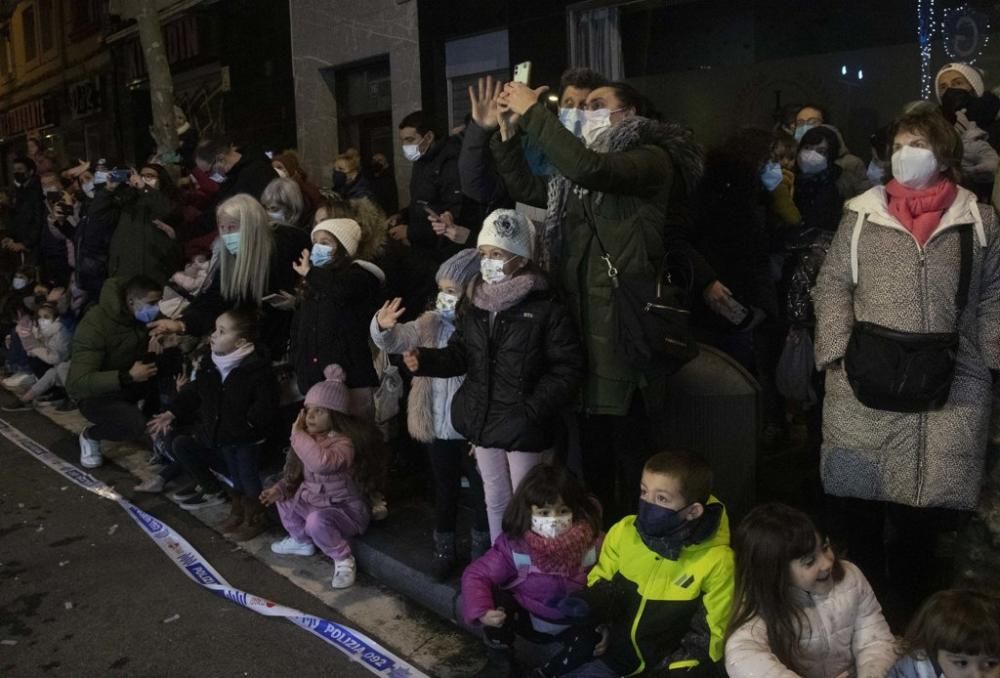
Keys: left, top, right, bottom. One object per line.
{"left": 941, "top": 87, "right": 973, "bottom": 118}
{"left": 13, "top": 172, "right": 27, "bottom": 184}
{"left": 332, "top": 170, "right": 348, "bottom": 190}
{"left": 939, "top": 87, "right": 1000, "bottom": 129}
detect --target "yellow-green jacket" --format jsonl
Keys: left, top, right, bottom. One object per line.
{"left": 583, "top": 497, "right": 734, "bottom": 676}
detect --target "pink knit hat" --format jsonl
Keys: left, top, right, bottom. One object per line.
{"left": 304, "top": 364, "right": 350, "bottom": 414}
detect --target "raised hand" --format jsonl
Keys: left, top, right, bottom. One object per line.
{"left": 501, "top": 82, "right": 550, "bottom": 116}
{"left": 468, "top": 75, "right": 504, "bottom": 130}
{"left": 376, "top": 298, "right": 406, "bottom": 330}
{"left": 292, "top": 248, "right": 311, "bottom": 277}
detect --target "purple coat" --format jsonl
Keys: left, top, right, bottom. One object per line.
{"left": 461, "top": 532, "right": 600, "bottom": 626}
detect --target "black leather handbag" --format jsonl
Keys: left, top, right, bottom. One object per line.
{"left": 583, "top": 204, "right": 698, "bottom": 373}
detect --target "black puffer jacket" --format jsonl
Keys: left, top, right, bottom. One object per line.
{"left": 415, "top": 280, "right": 583, "bottom": 452}
{"left": 169, "top": 349, "right": 278, "bottom": 447}
{"left": 291, "top": 261, "right": 384, "bottom": 394}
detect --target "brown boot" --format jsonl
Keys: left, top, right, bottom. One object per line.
{"left": 231, "top": 496, "right": 268, "bottom": 541}
{"left": 219, "top": 492, "right": 245, "bottom": 533}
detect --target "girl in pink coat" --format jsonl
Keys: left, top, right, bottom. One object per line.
{"left": 261, "top": 364, "right": 375, "bottom": 589}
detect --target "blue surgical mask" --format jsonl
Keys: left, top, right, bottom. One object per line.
{"left": 221, "top": 232, "right": 241, "bottom": 255}
{"left": 866, "top": 159, "right": 885, "bottom": 186}
{"left": 761, "top": 161, "right": 783, "bottom": 192}
{"left": 209, "top": 171, "right": 226, "bottom": 184}
{"left": 435, "top": 291, "right": 459, "bottom": 320}
{"left": 797, "top": 149, "right": 828, "bottom": 175}
{"left": 558, "top": 107, "right": 587, "bottom": 138}
{"left": 309, "top": 243, "right": 333, "bottom": 267}
{"left": 93, "top": 170, "right": 109, "bottom": 185}
{"left": 134, "top": 302, "right": 160, "bottom": 324}
{"left": 12, "top": 276, "right": 28, "bottom": 290}
{"left": 794, "top": 123, "right": 816, "bottom": 142}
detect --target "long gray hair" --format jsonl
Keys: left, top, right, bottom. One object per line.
{"left": 215, "top": 194, "right": 273, "bottom": 303}
{"left": 261, "top": 177, "right": 304, "bottom": 227}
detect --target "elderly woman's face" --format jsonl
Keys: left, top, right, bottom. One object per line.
{"left": 893, "top": 129, "right": 933, "bottom": 154}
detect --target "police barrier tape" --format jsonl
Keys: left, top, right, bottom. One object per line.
{"left": 0, "top": 419, "right": 429, "bottom": 678}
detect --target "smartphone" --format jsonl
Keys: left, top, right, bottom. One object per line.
{"left": 513, "top": 61, "right": 532, "bottom": 85}
{"left": 718, "top": 296, "right": 750, "bottom": 327}
{"left": 109, "top": 168, "right": 129, "bottom": 184}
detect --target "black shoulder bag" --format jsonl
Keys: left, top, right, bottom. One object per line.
{"left": 844, "top": 224, "right": 973, "bottom": 413}
{"left": 582, "top": 201, "right": 698, "bottom": 374}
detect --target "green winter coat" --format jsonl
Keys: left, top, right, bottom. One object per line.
{"left": 67, "top": 277, "right": 150, "bottom": 401}
{"left": 104, "top": 188, "right": 180, "bottom": 287}
{"left": 492, "top": 104, "right": 703, "bottom": 415}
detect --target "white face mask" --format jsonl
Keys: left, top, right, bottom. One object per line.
{"left": 480, "top": 257, "right": 510, "bottom": 285}
{"left": 37, "top": 318, "right": 55, "bottom": 333}
{"left": 402, "top": 143, "right": 423, "bottom": 162}
{"left": 531, "top": 514, "right": 573, "bottom": 540}
{"left": 435, "top": 291, "right": 459, "bottom": 316}
{"left": 891, "top": 145, "right": 941, "bottom": 190}
{"left": 797, "top": 149, "right": 829, "bottom": 175}
{"left": 581, "top": 108, "right": 621, "bottom": 147}
{"left": 558, "top": 107, "right": 587, "bottom": 138}
{"left": 267, "top": 210, "right": 286, "bottom": 223}
{"left": 209, "top": 171, "right": 226, "bottom": 184}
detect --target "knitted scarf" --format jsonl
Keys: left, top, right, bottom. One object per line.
{"left": 522, "top": 521, "right": 596, "bottom": 577}
{"left": 886, "top": 178, "right": 958, "bottom": 247}
{"left": 210, "top": 343, "right": 255, "bottom": 382}
{"left": 471, "top": 272, "right": 547, "bottom": 313}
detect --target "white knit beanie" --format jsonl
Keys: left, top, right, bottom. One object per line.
{"left": 936, "top": 63, "right": 985, "bottom": 101}
{"left": 477, "top": 209, "right": 536, "bottom": 260}
{"left": 312, "top": 218, "right": 362, "bottom": 257}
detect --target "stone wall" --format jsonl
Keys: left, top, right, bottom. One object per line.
{"left": 288, "top": 0, "right": 421, "bottom": 205}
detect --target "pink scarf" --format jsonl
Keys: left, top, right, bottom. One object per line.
{"left": 521, "top": 522, "right": 596, "bottom": 577}
{"left": 886, "top": 179, "right": 958, "bottom": 247}
{"left": 471, "top": 272, "right": 547, "bottom": 313}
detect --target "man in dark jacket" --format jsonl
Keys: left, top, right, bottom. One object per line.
{"left": 67, "top": 276, "right": 162, "bottom": 469}
{"left": 3, "top": 157, "right": 44, "bottom": 259}
{"left": 193, "top": 137, "right": 277, "bottom": 235}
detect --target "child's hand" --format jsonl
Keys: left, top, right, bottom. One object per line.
{"left": 402, "top": 349, "right": 420, "bottom": 373}
{"left": 147, "top": 411, "right": 175, "bottom": 436}
{"left": 376, "top": 298, "right": 406, "bottom": 330}
{"left": 479, "top": 608, "right": 506, "bottom": 628}
{"left": 175, "top": 371, "right": 189, "bottom": 391}
{"left": 292, "top": 410, "right": 306, "bottom": 433}
{"left": 292, "top": 249, "right": 311, "bottom": 277}
{"left": 259, "top": 485, "right": 282, "bottom": 506}
{"left": 593, "top": 625, "right": 610, "bottom": 657}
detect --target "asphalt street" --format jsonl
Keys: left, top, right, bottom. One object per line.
{"left": 0, "top": 409, "right": 392, "bottom": 678}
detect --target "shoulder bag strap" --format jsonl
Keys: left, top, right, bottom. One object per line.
{"left": 580, "top": 198, "right": 620, "bottom": 287}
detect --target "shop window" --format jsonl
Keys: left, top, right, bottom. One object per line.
{"left": 567, "top": 3, "right": 623, "bottom": 81}
{"left": 21, "top": 0, "right": 58, "bottom": 68}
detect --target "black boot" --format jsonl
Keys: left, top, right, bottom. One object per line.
{"left": 478, "top": 647, "right": 517, "bottom": 678}
{"left": 429, "top": 530, "right": 456, "bottom": 581}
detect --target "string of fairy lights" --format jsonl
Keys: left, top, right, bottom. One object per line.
{"left": 918, "top": 2, "right": 992, "bottom": 100}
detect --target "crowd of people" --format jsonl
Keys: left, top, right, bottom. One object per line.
{"left": 0, "top": 58, "right": 999, "bottom": 676}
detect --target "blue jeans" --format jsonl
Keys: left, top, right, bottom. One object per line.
{"left": 220, "top": 443, "right": 263, "bottom": 497}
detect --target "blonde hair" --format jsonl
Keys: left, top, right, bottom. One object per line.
{"left": 215, "top": 195, "right": 274, "bottom": 303}
{"left": 335, "top": 151, "right": 360, "bottom": 175}
{"left": 261, "top": 177, "right": 304, "bottom": 226}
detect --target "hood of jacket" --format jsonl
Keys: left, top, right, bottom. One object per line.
{"left": 846, "top": 184, "right": 987, "bottom": 248}
{"left": 822, "top": 124, "right": 853, "bottom": 160}
{"left": 98, "top": 276, "right": 138, "bottom": 327}
{"left": 602, "top": 116, "right": 705, "bottom": 197}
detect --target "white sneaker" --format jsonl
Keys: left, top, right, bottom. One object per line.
{"left": 2, "top": 373, "right": 35, "bottom": 392}
{"left": 134, "top": 476, "right": 166, "bottom": 493}
{"left": 331, "top": 556, "right": 356, "bottom": 589}
{"left": 270, "top": 536, "right": 316, "bottom": 556}
{"left": 79, "top": 429, "right": 103, "bottom": 469}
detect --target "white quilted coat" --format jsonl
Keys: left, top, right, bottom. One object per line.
{"left": 813, "top": 185, "right": 1000, "bottom": 509}
{"left": 725, "top": 561, "right": 897, "bottom": 678}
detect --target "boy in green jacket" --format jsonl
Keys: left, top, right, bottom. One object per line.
{"left": 67, "top": 275, "right": 162, "bottom": 469}
{"left": 557, "top": 451, "right": 735, "bottom": 677}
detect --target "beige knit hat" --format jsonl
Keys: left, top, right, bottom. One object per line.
{"left": 312, "top": 218, "right": 362, "bottom": 257}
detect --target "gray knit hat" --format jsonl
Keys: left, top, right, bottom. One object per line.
{"left": 435, "top": 248, "right": 481, "bottom": 285}
{"left": 477, "top": 209, "right": 536, "bottom": 260}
